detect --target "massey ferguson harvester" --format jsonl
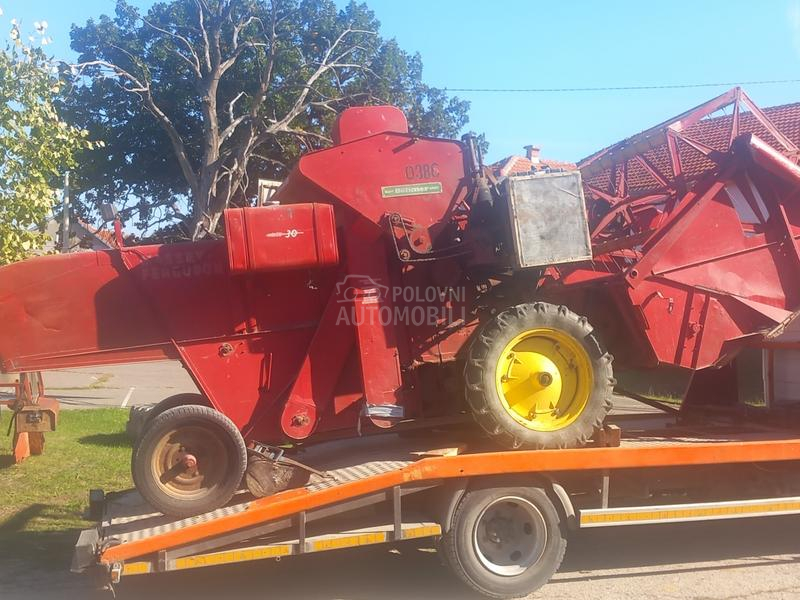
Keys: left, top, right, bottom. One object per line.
{"left": 7, "top": 87, "right": 800, "bottom": 599}
{"left": 0, "top": 104, "right": 613, "bottom": 516}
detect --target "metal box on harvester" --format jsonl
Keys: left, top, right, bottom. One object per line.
{"left": 225, "top": 203, "right": 339, "bottom": 273}
{"left": 502, "top": 171, "right": 592, "bottom": 268}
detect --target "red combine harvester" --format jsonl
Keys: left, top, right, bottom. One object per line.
{"left": 0, "top": 105, "right": 613, "bottom": 517}
{"left": 544, "top": 87, "right": 800, "bottom": 408}
{"left": 41, "top": 90, "right": 800, "bottom": 600}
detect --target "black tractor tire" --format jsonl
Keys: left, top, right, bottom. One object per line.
{"left": 442, "top": 485, "right": 566, "bottom": 599}
{"left": 465, "top": 302, "right": 614, "bottom": 449}
{"left": 131, "top": 405, "right": 247, "bottom": 518}
{"left": 127, "top": 393, "right": 210, "bottom": 443}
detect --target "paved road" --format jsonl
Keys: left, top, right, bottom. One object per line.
{"left": 2, "top": 515, "right": 800, "bottom": 599}
{"left": 4, "top": 361, "right": 664, "bottom": 417}
{"left": 2, "top": 361, "right": 199, "bottom": 409}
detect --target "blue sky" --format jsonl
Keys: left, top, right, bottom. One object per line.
{"left": 5, "top": 0, "right": 800, "bottom": 163}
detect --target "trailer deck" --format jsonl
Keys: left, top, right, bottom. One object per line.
{"left": 73, "top": 411, "right": 800, "bottom": 595}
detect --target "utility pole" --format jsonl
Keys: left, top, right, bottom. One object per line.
{"left": 60, "top": 172, "right": 70, "bottom": 253}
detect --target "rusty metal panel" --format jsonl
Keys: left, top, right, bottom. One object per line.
{"left": 14, "top": 396, "right": 59, "bottom": 433}
{"left": 503, "top": 171, "right": 592, "bottom": 269}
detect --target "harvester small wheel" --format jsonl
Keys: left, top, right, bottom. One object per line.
{"left": 465, "top": 302, "right": 614, "bottom": 449}
{"left": 128, "top": 393, "right": 210, "bottom": 443}
{"left": 442, "top": 485, "right": 566, "bottom": 599}
{"left": 129, "top": 393, "right": 211, "bottom": 491}
{"left": 132, "top": 405, "right": 247, "bottom": 517}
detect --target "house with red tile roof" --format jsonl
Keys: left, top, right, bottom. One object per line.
{"left": 40, "top": 217, "right": 119, "bottom": 253}
{"left": 579, "top": 99, "right": 800, "bottom": 198}
{"left": 490, "top": 145, "right": 576, "bottom": 178}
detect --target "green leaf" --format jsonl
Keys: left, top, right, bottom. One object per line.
{"left": 0, "top": 23, "right": 93, "bottom": 264}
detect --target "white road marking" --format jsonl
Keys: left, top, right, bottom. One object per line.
{"left": 121, "top": 386, "right": 136, "bottom": 408}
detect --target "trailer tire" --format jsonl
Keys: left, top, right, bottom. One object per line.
{"left": 132, "top": 405, "right": 247, "bottom": 517}
{"left": 442, "top": 485, "right": 566, "bottom": 599}
{"left": 465, "top": 302, "right": 613, "bottom": 449}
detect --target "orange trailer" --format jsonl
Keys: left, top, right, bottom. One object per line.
{"left": 73, "top": 406, "right": 800, "bottom": 599}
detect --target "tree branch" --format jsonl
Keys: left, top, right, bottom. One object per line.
{"left": 73, "top": 59, "right": 199, "bottom": 196}
{"left": 269, "top": 28, "right": 377, "bottom": 133}
{"left": 140, "top": 15, "right": 201, "bottom": 77}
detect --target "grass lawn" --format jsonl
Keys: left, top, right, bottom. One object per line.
{"left": 0, "top": 408, "right": 131, "bottom": 565}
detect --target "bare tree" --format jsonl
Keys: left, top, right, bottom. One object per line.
{"left": 75, "top": 0, "right": 377, "bottom": 239}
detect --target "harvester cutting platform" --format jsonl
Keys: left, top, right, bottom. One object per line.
{"left": 6, "top": 88, "right": 800, "bottom": 598}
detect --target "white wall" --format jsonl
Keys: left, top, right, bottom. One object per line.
{"left": 768, "top": 316, "right": 800, "bottom": 406}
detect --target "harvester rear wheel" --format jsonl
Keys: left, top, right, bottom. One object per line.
{"left": 465, "top": 302, "right": 613, "bottom": 449}
{"left": 132, "top": 405, "right": 247, "bottom": 517}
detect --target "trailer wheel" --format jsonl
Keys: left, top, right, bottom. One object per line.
{"left": 132, "top": 405, "right": 247, "bottom": 517}
{"left": 465, "top": 302, "right": 613, "bottom": 449}
{"left": 442, "top": 486, "right": 565, "bottom": 599}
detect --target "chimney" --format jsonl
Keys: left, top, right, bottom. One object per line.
{"left": 524, "top": 145, "right": 541, "bottom": 164}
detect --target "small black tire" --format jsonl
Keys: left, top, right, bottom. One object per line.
{"left": 465, "top": 302, "right": 614, "bottom": 449}
{"left": 442, "top": 485, "right": 566, "bottom": 599}
{"left": 132, "top": 405, "right": 247, "bottom": 517}
{"left": 128, "top": 393, "right": 210, "bottom": 443}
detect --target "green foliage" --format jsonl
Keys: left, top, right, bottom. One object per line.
{"left": 66, "top": 0, "right": 475, "bottom": 239}
{"left": 0, "top": 22, "right": 94, "bottom": 264}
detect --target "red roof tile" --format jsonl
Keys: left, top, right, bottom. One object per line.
{"left": 581, "top": 99, "right": 800, "bottom": 196}
{"left": 491, "top": 155, "right": 577, "bottom": 177}
{"left": 76, "top": 218, "right": 119, "bottom": 248}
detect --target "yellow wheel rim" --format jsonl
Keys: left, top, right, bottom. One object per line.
{"left": 494, "top": 328, "right": 593, "bottom": 432}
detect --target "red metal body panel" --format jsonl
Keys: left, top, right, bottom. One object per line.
{"left": 547, "top": 89, "right": 800, "bottom": 374}
{"left": 265, "top": 119, "right": 475, "bottom": 434}
{"left": 286, "top": 131, "right": 468, "bottom": 230}
{"left": 224, "top": 203, "right": 338, "bottom": 273}
{"left": 332, "top": 105, "right": 408, "bottom": 144}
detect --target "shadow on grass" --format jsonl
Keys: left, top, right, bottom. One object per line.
{"left": 78, "top": 432, "right": 132, "bottom": 448}
{"left": 0, "top": 504, "right": 45, "bottom": 535}
{"left": 0, "top": 505, "right": 83, "bottom": 566}
{"left": 0, "top": 454, "right": 15, "bottom": 470}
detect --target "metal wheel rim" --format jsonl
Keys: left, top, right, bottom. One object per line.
{"left": 495, "top": 327, "right": 593, "bottom": 432}
{"left": 472, "top": 496, "right": 548, "bottom": 577}
{"left": 150, "top": 422, "right": 228, "bottom": 500}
